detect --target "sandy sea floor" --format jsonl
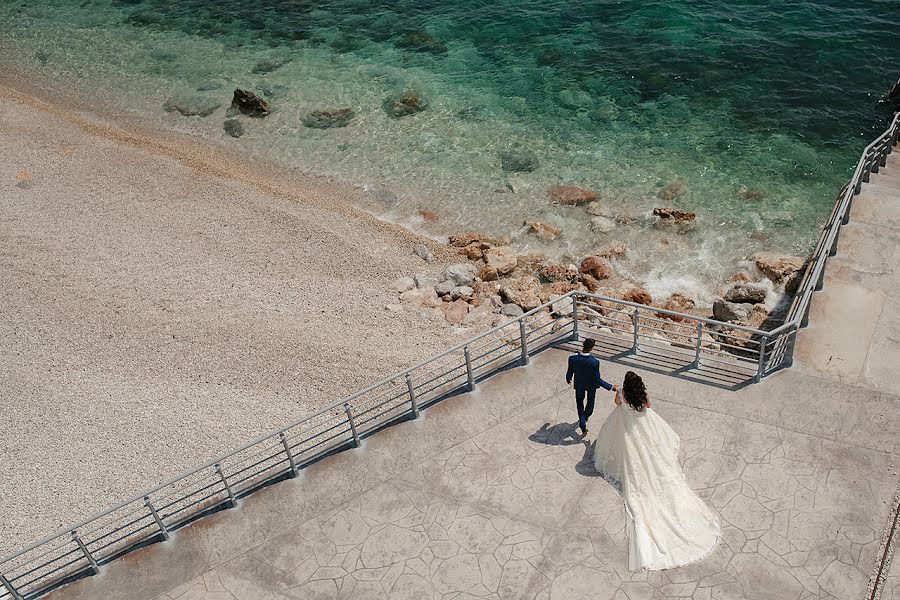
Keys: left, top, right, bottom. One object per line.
{"left": 0, "top": 80, "right": 483, "bottom": 555}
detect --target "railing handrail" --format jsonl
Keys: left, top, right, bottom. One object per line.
{"left": 1, "top": 109, "right": 897, "bottom": 600}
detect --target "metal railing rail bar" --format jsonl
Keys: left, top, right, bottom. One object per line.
{"left": 1, "top": 111, "right": 897, "bottom": 600}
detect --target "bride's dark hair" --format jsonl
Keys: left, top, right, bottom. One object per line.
{"left": 622, "top": 371, "right": 648, "bottom": 411}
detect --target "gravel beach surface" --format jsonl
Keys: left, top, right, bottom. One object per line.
{"left": 0, "top": 84, "right": 473, "bottom": 556}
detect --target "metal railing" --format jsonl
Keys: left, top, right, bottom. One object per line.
{"left": 1, "top": 113, "right": 897, "bottom": 600}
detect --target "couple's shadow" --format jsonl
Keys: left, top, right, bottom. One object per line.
{"left": 528, "top": 422, "right": 601, "bottom": 478}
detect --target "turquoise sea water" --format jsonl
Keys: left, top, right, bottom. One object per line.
{"left": 2, "top": 0, "right": 898, "bottom": 301}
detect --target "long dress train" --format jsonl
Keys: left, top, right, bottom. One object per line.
{"left": 593, "top": 392, "right": 720, "bottom": 571}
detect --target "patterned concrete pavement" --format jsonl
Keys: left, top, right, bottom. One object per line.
{"left": 48, "top": 344, "right": 899, "bottom": 600}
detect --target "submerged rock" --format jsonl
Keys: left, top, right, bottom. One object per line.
{"left": 302, "top": 108, "right": 355, "bottom": 129}
{"left": 384, "top": 90, "right": 428, "bottom": 117}
{"left": 590, "top": 216, "right": 616, "bottom": 233}
{"left": 223, "top": 118, "right": 244, "bottom": 138}
{"left": 500, "top": 150, "right": 540, "bottom": 173}
{"left": 547, "top": 185, "right": 598, "bottom": 206}
{"left": 658, "top": 179, "right": 687, "bottom": 201}
{"left": 162, "top": 94, "right": 221, "bottom": 117}
{"left": 738, "top": 186, "right": 765, "bottom": 201}
{"left": 231, "top": 89, "right": 270, "bottom": 117}
{"left": 525, "top": 220, "right": 561, "bottom": 241}
{"left": 653, "top": 207, "right": 696, "bottom": 222}
{"left": 252, "top": 57, "right": 289, "bottom": 74}
{"left": 395, "top": 31, "right": 448, "bottom": 54}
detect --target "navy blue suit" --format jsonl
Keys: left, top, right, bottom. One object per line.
{"left": 566, "top": 353, "right": 613, "bottom": 431}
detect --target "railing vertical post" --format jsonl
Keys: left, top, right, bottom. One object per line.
{"left": 879, "top": 144, "right": 888, "bottom": 167}
{"left": 571, "top": 294, "right": 580, "bottom": 341}
{"left": 755, "top": 335, "right": 768, "bottom": 383}
{"left": 71, "top": 530, "right": 99, "bottom": 575}
{"left": 815, "top": 262, "right": 826, "bottom": 291}
{"left": 829, "top": 227, "right": 840, "bottom": 256}
{"left": 464, "top": 346, "right": 475, "bottom": 391}
{"left": 631, "top": 308, "right": 640, "bottom": 353}
{"left": 280, "top": 432, "right": 298, "bottom": 477}
{"left": 693, "top": 322, "right": 703, "bottom": 369}
{"left": 344, "top": 403, "right": 360, "bottom": 447}
{"left": 519, "top": 320, "right": 529, "bottom": 365}
{"left": 405, "top": 373, "right": 419, "bottom": 418}
{"left": 216, "top": 463, "right": 236, "bottom": 507}
{"left": 871, "top": 150, "right": 881, "bottom": 173}
{"left": 0, "top": 572, "right": 24, "bottom": 600}
{"left": 144, "top": 496, "right": 170, "bottom": 541}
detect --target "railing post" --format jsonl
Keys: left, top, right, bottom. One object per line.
{"left": 464, "top": 346, "right": 475, "bottom": 391}
{"left": 405, "top": 373, "right": 419, "bottom": 418}
{"left": 71, "top": 530, "right": 99, "bottom": 575}
{"left": 755, "top": 335, "right": 768, "bottom": 382}
{"left": 280, "top": 432, "right": 298, "bottom": 477}
{"left": 863, "top": 157, "right": 871, "bottom": 182}
{"left": 519, "top": 320, "right": 529, "bottom": 366}
{"left": 879, "top": 145, "right": 888, "bottom": 167}
{"left": 344, "top": 403, "right": 360, "bottom": 447}
{"left": 143, "top": 496, "right": 170, "bottom": 541}
{"left": 815, "top": 263, "right": 825, "bottom": 291}
{"left": 216, "top": 463, "right": 236, "bottom": 507}
{"left": 871, "top": 150, "right": 881, "bottom": 173}
{"left": 693, "top": 322, "right": 703, "bottom": 369}
{"left": 571, "top": 295, "right": 580, "bottom": 341}
{"left": 631, "top": 308, "right": 640, "bottom": 353}
{"left": 829, "top": 227, "right": 840, "bottom": 256}
{"left": 0, "top": 572, "right": 24, "bottom": 600}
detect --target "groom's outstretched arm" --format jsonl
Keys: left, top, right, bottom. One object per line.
{"left": 596, "top": 361, "right": 613, "bottom": 391}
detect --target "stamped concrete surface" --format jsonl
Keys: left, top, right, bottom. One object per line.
{"left": 47, "top": 346, "right": 900, "bottom": 600}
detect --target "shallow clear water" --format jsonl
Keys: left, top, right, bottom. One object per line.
{"left": 2, "top": 0, "right": 898, "bottom": 302}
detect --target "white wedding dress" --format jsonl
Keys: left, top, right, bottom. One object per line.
{"left": 593, "top": 391, "right": 720, "bottom": 571}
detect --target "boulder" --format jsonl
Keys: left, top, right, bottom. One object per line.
{"left": 661, "top": 293, "right": 695, "bottom": 322}
{"left": 413, "top": 244, "right": 434, "bottom": 262}
{"left": 579, "top": 273, "right": 600, "bottom": 292}
{"left": 623, "top": 287, "right": 652, "bottom": 306}
{"left": 414, "top": 273, "right": 438, "bottom": 289}
{"left": 395, "top": 31, "right": 448, "bottom": 54}
{"left": 499, "top": 276, "right": 542, "bottom": 311}
{"left": 537, "top": 263, "right": 577, "bottom": 283}
{"left": 730, "top": 271, "right": 752, "bottom": 283}
{"left": 231, "top": 89, "right": 271, "bottom": 117}
{"left": 713, "top": 299, "right": 751, "bottom": 322}
{"left": 392, "top": 277, "right": 416, "bottom": 293}
{"left": 450, "top": 285, "right": 474, "bottom": 301}
{"left": 444, "top": 299, "right": 470, "bottom": 325}
{"left": 724, "top": 284, "right": 767, "bottom": 304}
{"left": 590, "top": 216, "right": 616, "bottom": 233}
{"left": 301, "top": 108, "right": 355, "bottom": 129}
{"left": 470, "top": 281, "right": 500, "bottom": 307}
{"left": 657, "top": 179, "right": 687, "bottom": 201}
{"left": 400, "top": 287, "right": 441, "bottom": 308}
{"left": 596, "top": 241, "right": 628, "bottom": 258}
{"left": 547, "top": 185, "right": 598, "bottom": 206}
{"left": 517, "top": 253, "right": 548, "bottom": 270}
{"left": 525, "top": 220, "right": 561, "bottom": 240}
{"left": 463, "top": 243, "right": 484, "bottom": 260}
{"left": 540, "top": 281, "right": 585, "bottom": 303}
{"left": 484, "top": 247, "right": 518, "bottom": 276}
{"left": 435, "top": 280, "right": 455, "bottom": 296}
{"left": 751, "top": 253, "right": 805, "bottom": 284}
{"left": 500, "top": 303, "right": 525, "bottom": 318}
{"left": 579, "top": 256, "right": 613, "bottom": 280}
{"left": 549, "top": 295, "right": 575, "bottom": 317}
{"left": 252, "top": 58, "right": 289, "bottom": 74}
{"left": 653, "top": 207, "right": 696, "bottom": 222}
{"left": 463, "top": 302, "right": 494, "bottom": 326}
{"left": 479, "top": 264, "right": 499, "bottom": 282}
{"left": 448, "top": 232, "right": 510, "bottom": 248}
{"left": 384, "top": 90, "right": 428, "bottom": 118}
{"left": 442, "top": 263, "right": 477, "bottom": 286}
{"left": 223, "top": 118, "right": 244, "bottom": 138}
{"left": 162, "top": 94, "right": 221, "bottom": 117}
{"left": 499, "top": 150, "right": 540, "bottom": 173}
{"left": 738, "top": 186, "right": 764, "bottom": 201}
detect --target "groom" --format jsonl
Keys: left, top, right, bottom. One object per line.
{"left": 566, "top": 338, "right": 616, "bottom": 435}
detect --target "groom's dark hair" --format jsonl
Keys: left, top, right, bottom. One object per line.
{"left": 582, "top": 339, "right": 595, "bottom": 353}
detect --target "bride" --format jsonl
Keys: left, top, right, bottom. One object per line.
{"left": 593, "top": 371, "right": 720, "bottom": 571}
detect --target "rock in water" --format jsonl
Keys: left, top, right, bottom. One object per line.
{"left": 658, "top": 179, "right": 687, "bottom": 201}
{"left": 525, "top": 221, "right": 561, "bottom": 240}
{"left": 231, "top": 89, "right": 271, "bottom": 117}
{"left": 623, "top": 287, "right": 652, "bottom": 306}
{"left": 579, "top": 256, "right": 613, "bottom": 280}
{"left": 751, "top": 253, "right": 805, "bottom": 284}
{"left": 547, "top": 185, "right": 598, "bottom": 205}
{"left": 162, "top": 94, "right": 221, "bottom": 117}
{"left": 713, "top": 299, "right": 751, "bottom": 323}
{"left": 395, "top": 31, "right": 448, "bottom": 54}
{"left": 384, "top": 90, "right": 428, "bottom": 117}
{"left": 653, "top": 207, "right": 696, "bottom": 222}
{"left": 500, "top": 150, "right": 540, "bottom": 173}
{"left": 252, "top": 58, "right": 289, "bottom": 74}
{"left": 590, "top": 216, "right": 616, "bottom": 233}
{"left": 223, "top": 119, "right": 244, "bottom": 138}
{"left": 301, "top": 108, "right": 355, "bottom": 129}
{"left": 724, "top": 284, "right": 767, "bottom": 304}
